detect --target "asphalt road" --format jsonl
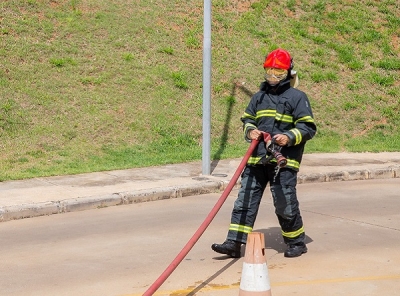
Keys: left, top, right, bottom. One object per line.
{"left": 1, "top": 179, "right": 399, "bottom": 296}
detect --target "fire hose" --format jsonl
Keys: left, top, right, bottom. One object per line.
{"left": 142, "top": 132, "right": 286, "bottom": 295}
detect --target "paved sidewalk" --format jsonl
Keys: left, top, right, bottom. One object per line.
{"left": 0, "top": 152, "right": 399, "bottom": 222}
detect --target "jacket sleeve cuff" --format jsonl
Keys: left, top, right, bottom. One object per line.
{"left": 283, "top": 132, "right": 295, "bottom": 147}
{"left": 244, "top": 127, "right": 255, "bottom": 142}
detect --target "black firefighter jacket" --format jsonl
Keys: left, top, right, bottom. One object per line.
{"left": 241, "top": 79, "right": 317, "bottom": 171}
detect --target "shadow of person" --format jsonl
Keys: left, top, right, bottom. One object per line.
{"left": 187, "top": 257, "right": 240, "bottom": 295}
{"left": 255, "top": 227, "right": 314, "bottom": 254}
{"left": 211, "top": 81, "right": 255, "bottom": 173}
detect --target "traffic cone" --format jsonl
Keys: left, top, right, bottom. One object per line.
{"left": 239, "top": 232, "right": 272, "bottom": 296}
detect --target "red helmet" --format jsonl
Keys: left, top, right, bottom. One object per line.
{"left": 263, "top": 48, "right": 292, "bottom": 70}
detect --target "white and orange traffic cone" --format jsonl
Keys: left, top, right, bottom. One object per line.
{"left": 239, "top": 232, "right": 272, "bottom": 296}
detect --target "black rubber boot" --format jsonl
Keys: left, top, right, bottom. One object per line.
{"left": 284, "top": 242, "right": 308, "bottom": 258}
{"left": 211, "top": 240, "right": 242, "bottom": 258}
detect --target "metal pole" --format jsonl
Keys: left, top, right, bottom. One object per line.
{"left": 202, "top": 0, "right": 211, "bottom": 175}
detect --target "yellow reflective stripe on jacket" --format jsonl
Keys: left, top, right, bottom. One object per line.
{"left": 269, "top": 158, "right": 300, "bottom": 170}
{"left": 229, "top": 223, "right": 253, "bottom": 234}
{"left": 286, "top": 159, "right": 300, "bottom": 169}
{"left": 289, "top": 128, "right": 302, "bottom": 145}
{"left": 275, "top": 113, "right": 293, "bottom": 123}
{"left": 255, "top": 110, "right": 294, "bottom": 124}
{"left": 255, "top": 109, "right": 276, "bottom": 119}
{"left": 282, "top": 226, "right": 305, "bottom": 238}
{"left": 241, "top": 112, "right": 256, "bottom": 121}
{"left": 248, "top": 157, "right": 300, "bottom": 169}
{"left": 247, "top": 156, "right": 262, "bottom": 165}
{"left": 295, "top": 115, "right": 315, "bottom": 125}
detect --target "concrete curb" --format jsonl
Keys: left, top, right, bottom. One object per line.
{"left": 298, "top": 166, "right": 399, "bottom": 183}
{"left": 0, "top": 166, "right": 398, "bottom": 222}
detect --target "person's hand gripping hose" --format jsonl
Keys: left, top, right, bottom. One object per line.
{"left": 262, "top": 132, "right": 287, "bottom": 168}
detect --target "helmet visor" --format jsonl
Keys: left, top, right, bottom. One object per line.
{"left": 264, "top": 67, "right": 288, "bottom": 84}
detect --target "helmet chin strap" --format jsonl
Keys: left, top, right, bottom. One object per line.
{"left": 267, "top": 81, "right": 279, "bottom": 86}
{"left": 266, "top": 77, "right": 290, "bottom": 89}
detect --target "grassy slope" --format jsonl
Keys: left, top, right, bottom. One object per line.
{"left": 0, "top": 0, "right": 399, "bottom": 181}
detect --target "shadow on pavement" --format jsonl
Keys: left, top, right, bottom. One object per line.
{"left": 187, "top": 257, "right": 240, "bottom": 295}
{"left": 257, "top": 227, "right": 314, "bottom": 253}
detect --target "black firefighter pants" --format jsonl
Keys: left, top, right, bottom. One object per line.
{"left": 226, "top": 164, "right": 305, "bottom": 245}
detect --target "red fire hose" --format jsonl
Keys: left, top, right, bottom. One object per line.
{"left": 142, "top": 138, "right": 263, "bottom": 295}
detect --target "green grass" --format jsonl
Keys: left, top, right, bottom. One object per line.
{"left": 0, "top": 0, "right": 399, "bottom": 181}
